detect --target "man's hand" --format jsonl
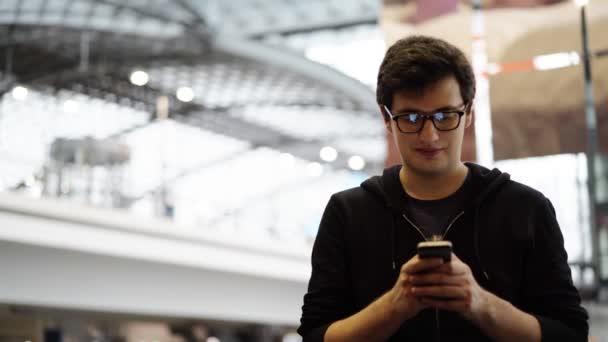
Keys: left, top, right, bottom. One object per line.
{"left": 408, "top": 253, "right": 490, "bottom": 322}
{"left": 324, "top": 255, "right": 448, "bottom": 342}
{"left": 328, "top": 253, "right": 540, "bottom": 342}
{"left": 388, "top": 254, "right": 446, "bottom": 319}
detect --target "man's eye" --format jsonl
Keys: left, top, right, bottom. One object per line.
{"left": 407, "top": 114, "right": 419, "bottom": 123}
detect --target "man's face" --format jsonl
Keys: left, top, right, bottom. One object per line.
{"left": 383, "top": 76, "right": 472, "bottom": 176}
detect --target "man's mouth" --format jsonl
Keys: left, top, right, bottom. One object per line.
{"left": 415, "top": 148, "right": 444, "bottom": 157}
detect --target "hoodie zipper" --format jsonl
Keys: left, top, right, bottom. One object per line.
{"left": 401, "top": 210, "right": 465, "bottom": 342}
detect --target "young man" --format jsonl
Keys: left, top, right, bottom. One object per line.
{"left": 298, "top": 36, "right": 588, "bottom": 341}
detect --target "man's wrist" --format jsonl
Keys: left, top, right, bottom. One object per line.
{"left": 381, "top": 288, "right": 415, "bottom": 321}
{"left": 470, "top": 288, "right": 497, "bottom": 326}
{"left": 382, "top": 288, "right": 403, "bottom": 317}
{"left": 469, "top": 288, "right": 542, "bottom": 342}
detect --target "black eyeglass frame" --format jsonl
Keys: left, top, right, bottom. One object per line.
{"left": 383, "top": 103, "right": 470, "bottom": 134}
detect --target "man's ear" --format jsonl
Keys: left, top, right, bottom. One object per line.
{"left": 380, "top": 105, "right": 393, "bottom": 134}
{"left": 464, "top": 105, "right": 474, "bottom": 129}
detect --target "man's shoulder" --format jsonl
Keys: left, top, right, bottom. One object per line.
{"left": 497, "top": 178, "right": 547, "bottom": 203}
{"left": 480, "top": 178, "right": 552, "bottom": 220}
{"left": 466, "top": 162, "right": 548, "bottom": 204}
{"left": 328, "top": 179, "right": 387, "bottom": 212}
{"left": 331, "top": 185, "right": 375, "bottom": 203}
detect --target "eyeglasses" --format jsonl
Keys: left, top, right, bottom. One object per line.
{"left": 383, "top": 104, "right": 468, "bottom": 134}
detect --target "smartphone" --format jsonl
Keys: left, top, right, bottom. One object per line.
{"left": 417, "top": 240, "right": 452, "bottom": 262}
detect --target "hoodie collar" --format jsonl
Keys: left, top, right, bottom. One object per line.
{"left": 361, "top": 162, "right": 510, "bottom": 212}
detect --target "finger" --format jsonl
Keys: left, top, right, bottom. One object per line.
{"left": 409, "top": 273, "right": 467, "bottom": 286}
{"left": 435, "top": 257, "right": 468, "bottom": 275}
{"left": 411, "top": 285, "right": 469, "bottom": 299}
{"left": 403, "top": 256, "right": 444, "bottom": 274}
{"left": 450, "top": 253, "right": 467, "bottom": 265}
{"left": 434, "top": 263, "right": 461, "bottom": 275}
{"left": 419, "top": 297, "right": 470, "bottom": 312}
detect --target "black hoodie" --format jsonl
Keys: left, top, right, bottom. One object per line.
{"left": 299, "top": 163, "right": 588, "bottom": 341}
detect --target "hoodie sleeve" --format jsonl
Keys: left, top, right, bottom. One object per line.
{"left": 298, "top": 195, "right": 354, "bottom": 342}
{"left": 522, "top": 197, "right": 589, "bottom": 341}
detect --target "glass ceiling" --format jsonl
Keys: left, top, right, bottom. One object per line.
{"left": 0, "top": 0, "right": 379, "bottom": 39}
{"left": 0, "top": 0, "right": 186, "bottom": 38}
{"left": 0, "top": 15, "right": 385, "bottom": 248}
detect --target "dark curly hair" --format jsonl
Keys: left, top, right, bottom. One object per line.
{"left": 376, "top": 35, "right": 475, "bottom": 113}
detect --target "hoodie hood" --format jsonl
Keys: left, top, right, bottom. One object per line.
{"left": 360, "top": 162, "right": 511, "bottom": 212}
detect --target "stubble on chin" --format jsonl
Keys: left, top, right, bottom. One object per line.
{"left": 403, "top": 158, "right": 450, "bottom": 178}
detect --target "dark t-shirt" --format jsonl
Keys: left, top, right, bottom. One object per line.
{"left": 398, "top": 167, "right": 473, "bottom": 239}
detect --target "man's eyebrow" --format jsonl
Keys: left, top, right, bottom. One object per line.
{"left": 393, "top": 105, "right": 463, "bottom": 113}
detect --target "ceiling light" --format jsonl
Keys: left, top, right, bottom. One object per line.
{"left": 279, "top": 152, "right": 296, "bottom": 168}
{"left": 206, "top": 337, "right": 220, "bottom": 342}
{"left": 63, "top": 99, "right": 78, "bottom": 113}
{"left": 11, "top": 86, "right": 28, "bottom": 101}
{"left": 176, "top": 86, "right": 194, "bottom": 102}
{"left": 486, "top": 63, "right": 502, "bottom": 75}
{"left": 533, "top": 52, "right": 580, "bottom": 70}
{"left": 319, "top": 146, "right": 338, "bottom": 162}
{"left": 306, "top": 162, "right": 323, "bottom": 177}
{"left": 348, "top": 155, "right": 366, "bottom": 171}
{"left": 130, "top": 70, "right": 149, "bottom": 86}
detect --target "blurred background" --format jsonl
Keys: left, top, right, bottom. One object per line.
{"left": 0, "top": 0, "right": 607, "bottom": 341}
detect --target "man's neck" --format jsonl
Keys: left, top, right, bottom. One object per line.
{"left": 399, "top": 163, "right": 469, "bottom": 200}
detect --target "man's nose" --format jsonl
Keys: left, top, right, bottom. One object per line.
{"left": 419, "top": 118, "right": 439, "bottom": 142}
